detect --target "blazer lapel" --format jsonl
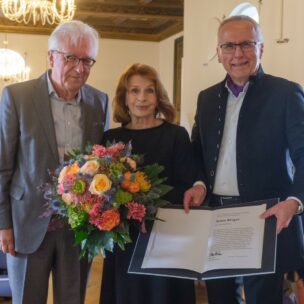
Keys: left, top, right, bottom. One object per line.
{"left": 31, "top": 72, "right": 59, "bottom": 163}
{"left": 80, "top": 86, "right": 106, "bottom": 148}
{"left": 81, "top": 88, "right": 92, "bottom": 148}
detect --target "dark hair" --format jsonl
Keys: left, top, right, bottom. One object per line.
{"left": 113, "top": 63, "right": 176, "bottom": 124}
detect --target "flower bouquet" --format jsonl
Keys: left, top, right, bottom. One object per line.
{"left": 44, "top": 142, "right": 172, "bottom": 259}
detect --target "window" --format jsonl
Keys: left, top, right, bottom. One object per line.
{"left": 229, "top": 2, "right": 259, "bottom": 23}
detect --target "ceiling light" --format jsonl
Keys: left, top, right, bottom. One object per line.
{"left": 1, "top": 0, "right": 75, "bottom": 25}
{"left": 0, "top": 40, "right": 30, "bottom": 83}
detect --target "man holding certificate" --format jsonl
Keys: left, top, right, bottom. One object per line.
{"left": 184, "top": 15, "right": 304, "bottom": 304}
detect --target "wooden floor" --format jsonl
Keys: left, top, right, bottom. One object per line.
{"left": 0, "top": 254, "right": 208, "bottom": 304}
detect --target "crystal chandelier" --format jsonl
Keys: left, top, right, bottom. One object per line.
{"left": 1, "top": 0, "right": 75, "bottom": 25}
{"left": 0, "top": 40, "right": 30, "bottom": 84}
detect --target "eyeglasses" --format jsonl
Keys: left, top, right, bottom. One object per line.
{"left": 52, "top": 50, "right": 96, "bottom": 68}
{"left": 219, "top": 41, "right": 261, "bottom": 54}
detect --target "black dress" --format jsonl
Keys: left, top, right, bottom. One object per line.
{"left": 100, "top": 121, "right": 197, "bottom": 304}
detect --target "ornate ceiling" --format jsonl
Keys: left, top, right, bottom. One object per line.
{"left": 0, "top": 0, "right": 183, "bottom": 41}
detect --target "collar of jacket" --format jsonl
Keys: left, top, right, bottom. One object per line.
{"left": 218, "top": 65, "right": 265, "bottom": 97}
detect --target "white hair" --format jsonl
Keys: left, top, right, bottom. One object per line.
{"left": 218, "top": 15, "right": 263, "bottom": 43}
{"left": 48, "top": 20, "right": 99, "bottom": 58}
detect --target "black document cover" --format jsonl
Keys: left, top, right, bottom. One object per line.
{"left": 128, "top": 198, "right": 278, "bottom": 280}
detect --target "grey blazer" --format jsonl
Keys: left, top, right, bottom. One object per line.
{"left": 0, "top": 71, "right": 109, "bottom": 254}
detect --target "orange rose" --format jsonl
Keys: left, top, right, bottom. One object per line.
{"left": 98, "top": 209, "right": 120, "bottom": 231}
{"left": 89, "top": 174, "right": 112, "bottom": 195}
{"left": 58, "top": 162, "right": 80, "bottom": 183}
{"left": 128, "top": 182, "right": 140, "bottom": 193}
{"left": 124, "top": 171, "right": 132, "bottom": 180}
{"left": 121, "top": 180, "right": 131, "bottom": 190}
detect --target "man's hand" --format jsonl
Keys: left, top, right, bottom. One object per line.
{"left": 183, "top": 184, "right": 206, "bottom": 213}
{"left": 0, "top": 229, "right": 15, "bottom": 256}
{"left": 260, "top": 199, "right": 299, "bottom": 234}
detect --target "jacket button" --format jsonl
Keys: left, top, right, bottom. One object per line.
{"left": 210, "top": 170, "right": 215, "bottom": 176}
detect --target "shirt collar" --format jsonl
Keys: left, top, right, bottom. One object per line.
{"left": 225, "top": 75, "right": 248, "bottom": 98}
{"left": 225, "top": 76, "right": 250, "bottom": 98}
{"left": 47, "top": 70, "right": 81, "bottom": 104}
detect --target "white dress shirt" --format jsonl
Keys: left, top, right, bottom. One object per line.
{"left": 213, "top": 82, "right": 249, "bottom": 196}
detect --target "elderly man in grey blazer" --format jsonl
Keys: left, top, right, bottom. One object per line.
{"left": 0, "top": 20, "right": 109, "bottom": 304}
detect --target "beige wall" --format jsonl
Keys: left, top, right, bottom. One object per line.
{"left": 182, "top": 0, "right": 304, "bottom": 130}
{"left": 2, "top": 1, "right": 304, "bottom": 132}
{"left": 159, "top": 32, "right": 183, "bottom": 103}
{"left": 0, "top": 32, "right": 180, "bottom": 127}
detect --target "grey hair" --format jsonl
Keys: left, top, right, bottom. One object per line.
{"left": 48, "top": 20, "right": 99, "bottom": 58}
{"left": 218, "top": 15, "right": 263, "bottom": 42}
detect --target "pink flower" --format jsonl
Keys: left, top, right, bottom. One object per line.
{"left": 57, "top": 182, "right": 65, "bottom": 195}
{"left": 106, "top": 143, "right": 125, "bottom": 157}
{"left": 92, "top": 145, "right": 107, "bottom": 157}
{"left": 126, "top": 201, "right": 146, "bottom": 222}
{"left": 89, "top": 202, "right": 102, "bottom": 218}
{"left": 81, "top": 194, "right": 104, "bottom": 213}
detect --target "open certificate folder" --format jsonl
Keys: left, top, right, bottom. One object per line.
{"left": 128, "top": 199, "right": 278, "bottom": 280}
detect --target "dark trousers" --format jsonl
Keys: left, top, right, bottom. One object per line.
{"left": 205, "top": 273, "right": 284, "bottom": 304}
{"left": 7, "top": 227, "right": 90, "bottom": 304}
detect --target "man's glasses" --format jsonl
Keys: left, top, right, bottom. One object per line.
{"left": 52, "top": 50, "right": 96, "bottom": 68}
{"left": 219, "top": 41, "right": 261, "bottom": 54}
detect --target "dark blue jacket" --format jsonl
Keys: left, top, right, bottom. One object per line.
{"left": 192, "top": 66, "right": 304, "bottom": 272}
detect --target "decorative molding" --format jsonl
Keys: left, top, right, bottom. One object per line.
{"left": 0, "top": 0, "right": 183, "bottom": 42}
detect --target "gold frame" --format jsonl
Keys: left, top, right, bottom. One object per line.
{"left": 173, "top": 36, "right": 183, "bottom": 124}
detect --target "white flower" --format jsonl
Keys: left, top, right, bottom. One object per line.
{"left": 80, "top": 160, "right": 100, "bottom": 176}
{"left": 62, "top": 193, "right": 73, "bottom": 205}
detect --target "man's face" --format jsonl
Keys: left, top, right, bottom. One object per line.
{"left": 217, "top": 20, "right": 264, "bottom": 85}
{"left": 48, "top": 38, "right": 95, "bottom": 98}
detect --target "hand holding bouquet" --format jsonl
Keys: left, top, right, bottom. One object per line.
{"left": 44, "top": 142, "right": 172, "bottom": 260}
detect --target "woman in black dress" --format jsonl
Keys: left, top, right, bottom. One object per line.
{"left": 100, "top": 63, "right": 197, "bottom": 304}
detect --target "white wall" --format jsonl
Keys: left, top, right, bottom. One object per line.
{"left": 159, "top": 32, "right": 183, "bottom": 103}
{"left": 0, "top": 30, "right": 181, "bottom": 127}
{"left": 0, "top": 33, "right": 163, "bottom": 127}
{"left": 3, "top": 1, "right": 304, "bottom": 132}
{"left": 182, "top": 0, "right": 304, "bottom": 130}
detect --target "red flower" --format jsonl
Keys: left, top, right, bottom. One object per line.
{"left": 92, "top": 145, "right": 107, "bottom": 157}
{"left": 127, "top": 201, "right": 146, "bottom": 222}
{"left": 106, "top": 143, "right": 125, "bottom": 157}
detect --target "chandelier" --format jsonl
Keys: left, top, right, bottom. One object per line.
{"left": 1, "top": 0, "right": 75, "bottom": 25}
{"left": 0, "top": 40, "right": 30, "bottom": 84}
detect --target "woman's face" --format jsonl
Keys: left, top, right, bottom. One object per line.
{"left": 126, "top": 74, "right": 158, "bottom": 121}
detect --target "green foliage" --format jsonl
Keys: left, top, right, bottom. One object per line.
{"left": 47, "top": 142, "right": 174, "bottom": 261}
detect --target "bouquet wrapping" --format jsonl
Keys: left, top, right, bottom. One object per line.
{"left": 43, "top": 142, "right": 172, "bottom": 259}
